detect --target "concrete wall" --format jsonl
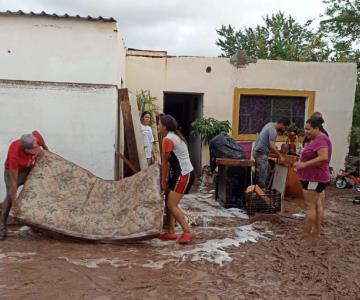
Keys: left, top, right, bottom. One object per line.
{"left": 126, "top": 56, "right": 357, "bottom": 172}
{"left": 0, "top": 81, "right": 118, "bottom": 200}
{"left": 0, "top": 15, "right": 125, "bottom": 86}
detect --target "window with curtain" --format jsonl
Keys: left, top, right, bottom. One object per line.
{"left": 238, "top": 95, "right": 306, "bottom": 134}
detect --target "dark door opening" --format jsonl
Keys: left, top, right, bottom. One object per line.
{"left": 163, "top": 92, "right": 204, "bottom": 176}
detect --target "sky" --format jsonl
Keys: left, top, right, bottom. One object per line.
{"left": 0, "top": 0, "right": 327, "bottom": 56}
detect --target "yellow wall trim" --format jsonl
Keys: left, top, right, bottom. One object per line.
{"left": 232, "top": 88, "right": 315, "bottom": 141}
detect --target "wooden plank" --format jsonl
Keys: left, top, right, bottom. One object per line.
{"left": 246, "top": 185, "right": 271, "bottom": 206}
{"left": 150, "top": 111, "right": 161, "bottom": 163}
{"left": 115, "top": 94, "right": 125, "bottom": 179}
{"left": 115, "top": 150, "right": 138, "bottom": 174}
{"left": 216, "top": 158, "right": 255, "bottom": 167}
{"left": 128, "top": 92, "right": 148, "bottom": 170}
{"left": 119, "top": 105, "right": 125, "bottom": 177}
{"left": 118, "top": 88, "right": 140, "bottom": 172}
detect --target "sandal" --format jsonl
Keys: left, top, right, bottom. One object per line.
{"left": 159, "top": 233, "right": 177, "bottom": 240}
{"left": 177, "top": 232, "right": 195, "bottom": 244}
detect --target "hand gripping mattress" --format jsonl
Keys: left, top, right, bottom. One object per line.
{"left": 16, "top": 151, "right": 164, "bottom": 241}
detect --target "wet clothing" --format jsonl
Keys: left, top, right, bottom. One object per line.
{"left": 298, "top": 133, "right": 332, "bottom": 183}
{"left": 162, "top": 132, "right": 194, "bottom": 194}
{"left": 141, "top": 124, "right": 154, "bottom": 159}
{"left": 253, "top": 152, "right": 270, "bottom": 188}
{"left": 253, "top": 123, "right": 277, "bottom": 155}
{"left": 301, "top": 181, "right": 327, "bottom": 193}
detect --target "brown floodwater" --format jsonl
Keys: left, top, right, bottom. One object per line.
{"left": 0, "top": 187, "right": 359, "bottom": 299}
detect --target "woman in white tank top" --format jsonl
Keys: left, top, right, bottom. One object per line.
{"left": 157, "top": 114, "right": 195, "bottom": 244}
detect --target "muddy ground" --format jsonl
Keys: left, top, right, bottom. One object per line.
{"left": 0, "top": 186, "right": 359, "bottom": 300}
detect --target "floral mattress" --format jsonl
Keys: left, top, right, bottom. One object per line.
{"left": 16, "top": 151, "right": 164, "bottom": 241}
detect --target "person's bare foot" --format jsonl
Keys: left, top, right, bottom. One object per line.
{"left": 303, "top": 233, "right": 319, "bottom": 248}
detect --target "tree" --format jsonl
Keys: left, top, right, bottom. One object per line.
{"left": 321, "top": 0, "right": 360, "bottom": 153}
{"left": 348, "top": 76, "right": 360, "bottom": 155}
{"left": 321, "top": 0, "right": 360, "bottom": 42}
{"left": 216, "top": 12, "right": 331, "bottom": 61}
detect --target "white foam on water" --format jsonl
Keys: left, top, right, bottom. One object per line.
{"left": 141, "top": 239, "right": 174, "bottom": 247}
{"left": 19, "top": 226, "right": 31, "bottom": 232}
{"left": 59, "top": 257, "right": 128, "bottom": 269}
{"left": 0, "top": 252, "right": 36, "bottom": 263}
{"left": 0, "top": 252, "right": 36, "bottom": 259}
{"left": 60, "top": 255, "right": 177, "bottom": 271}
{"left": 141, "top": 259, "right": 177, "bottom": 270}
{"left": 181, "top": 193, "right": 249, "bottom": 220}
{"left": 163, "top": 225, "right": 268, "bottom": 266}
{"left": 292, "top": 212, "right": 305, "bottom": 219}
{"left": 58, "top": 225, "right": 270, "bottom": 270}
{"left": 197, "top": 226, "right": 230, "bottom": 231}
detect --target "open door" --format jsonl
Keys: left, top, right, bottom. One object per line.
{"left": 163, "top": 92, "right": 204, "bottom": 176}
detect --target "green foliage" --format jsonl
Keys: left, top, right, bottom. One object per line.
{"left": 320, "top": 0, "right": 360, "bottom": 62}
{"left": 191, "top": 118, "right": 231, "bottom": 144}
{"left": 350, "top": 126, "right": 360, "bottom": 151}
{"left": 321, "top": 0, "right": 360, "bottom": 43}
{"left": 216, "top": 11, "right": 331, "bottom": 61}
{"left": 350, "top": 84, "right": 360, "bottom": 152}
{"left": 136, "top": 90, "right": 159, "bottom": 117}
{"left": 285, "top": 123, "right": 305, "bottom": 136}
{"left": 321, "top": 0, "right": 360, "bottom": 153}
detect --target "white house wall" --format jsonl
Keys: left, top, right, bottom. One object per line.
{"left": 0, "top": 15, "right": 124, "bottom": 86}
{"left": 126, "top": 56, "right": 357, "bottom": 172}
{"left": 0, "top": 81, "right": 118, "bottom": 200}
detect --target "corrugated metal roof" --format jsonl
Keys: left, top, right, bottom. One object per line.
{"left": 0, "top": 10, "right": 116, "bottom": 22}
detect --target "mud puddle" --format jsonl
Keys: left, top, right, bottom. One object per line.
{"left": 0, "top": 187, "right": 359, "bottom": 299}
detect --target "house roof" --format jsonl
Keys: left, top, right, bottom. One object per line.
{"left": 127, "top": 48, "right": 168, "bottom": 58}
{"left": 0, "top": 10, "right": 116, "bottom": 22}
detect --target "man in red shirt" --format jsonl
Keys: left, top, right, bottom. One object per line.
{"left": 0, "top": 132, "right": 47, "bottom": 240}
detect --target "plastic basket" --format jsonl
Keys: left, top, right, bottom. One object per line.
{"left": 245, "top": 189, "right": 281, "bottom": 215}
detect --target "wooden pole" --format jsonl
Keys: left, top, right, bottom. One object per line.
{"left": 128, "top": 92, "right": 148, "bottom": 170}
{"left": 151, "top": 111, "right": 161, "bottom": 163}
{"left": 118, "top": 88, "right": 141, "bottom": 172}
{"left": 115, "top": 150, "right": 138, "bottom": 174}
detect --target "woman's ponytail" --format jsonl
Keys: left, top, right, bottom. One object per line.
{"left": 160, "top": 114, "right": 188, "bottom": 145}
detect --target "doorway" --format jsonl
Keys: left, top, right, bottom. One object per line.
{"left": 163, "top": 92, "right": 204, "bottom": 175}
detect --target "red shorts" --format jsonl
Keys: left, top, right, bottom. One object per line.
{"left": 169, "top": 172, "right": 194, "bottom": 194}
